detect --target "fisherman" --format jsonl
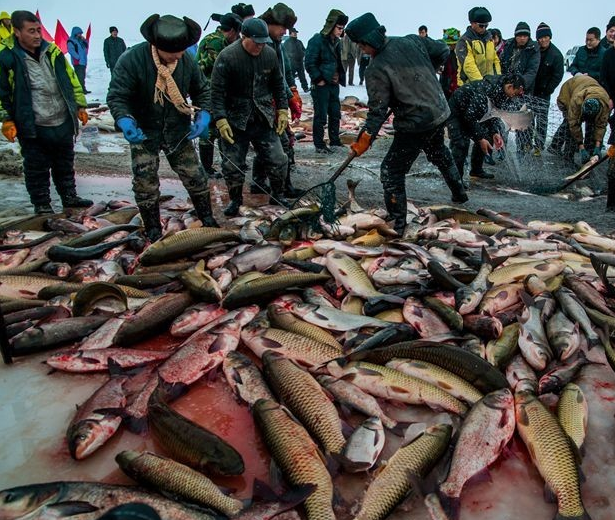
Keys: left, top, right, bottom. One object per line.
{"left": 103, "top": 26, "right": 126, "bottom": 73}
{"left": 0, "top": 11, "right": 13, "bottom": 46}
{"left": 284, "top": 28, "right": 308, "bottom": 92}
{"left": 210, "top": 17, "right": 289, "bottom": 217}
{"left": 196, "top": 12, "right": 243, "bottom": 179}
{"left": 345, "top": 12, "right": 468, "bottom": 237}
{"left": 447, "top": 74, "right": 526, "bottom": 184}
{"left": 305, "top": 9, "right": 348, "bottom": 154}
{"left": 67, "top": 26, "right": 90, "bottom": 93}
{"left": 231, "top": 3, "right": 255, "bottom": 20}
{"left": 440, "top": 28, "right": 461, "bottom": 100}
{"left": 0, "top": 10, "right": 92, "bottom": 214}
{"left": 252, "top": 3, "right": 302, "bottom": 198}
{"left": 107, "top": 14, "right": 218, "bottom": 240}
{"left": 549, "top": 75, "right": 609, "bottom": 164}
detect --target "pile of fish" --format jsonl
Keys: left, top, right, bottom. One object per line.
{"left": 1, "top": 192, "right": 615, "bottom": 520}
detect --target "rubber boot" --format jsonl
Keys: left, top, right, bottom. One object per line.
{"left": 250, "top": 158, "right": 271, "bottom": 194}
{"left": 441, "top": 165, "right": 469, "bottom": 203}
{"left": 53, "top": 172, "right": 93, "bottom": 207}
{"left": 455, "top": 160, "right": 469, "bottom": 189}
{"left": 383, "top": 188, "right": 407, "bottom": 236}
{"left": 224, "top": 186, "right": 243, "bottom": 217}
{"left": 34, "top": 203, "right": 54, "bottom": 215}
{"left": 199, "top": 141, "right": 219, "bottom": 178}
{"left": 191, "top": 192, "right": 219, "bottom": 228}
{"left": 284, "top": 168, "right": 302, "bottom": 198}
{"left": 469, "top": 144, "right": 494, "bottom": 179}
{"left": 269, "top": 178, "right": 291, "bottom": 208}
{"left": 138, "top": 203, "right": 162, "bottom": 242}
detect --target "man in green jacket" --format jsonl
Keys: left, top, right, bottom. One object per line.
{"left": 0, "top": 10, "right": 92, "bottom": 214}
{"left": 346, "top": 12, "right": 467, "bottom": 236}
{"left": 196, "top": 13, "right": 242, "bottom": 179}
{"left": 107, "top": 14, "right": 218, "bottom": 240}
{"left": 305, "top": 9, "right": 348, "bottom": 154}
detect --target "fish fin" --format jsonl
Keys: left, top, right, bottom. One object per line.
{"left": 341, "top": 418, "right": 354, "bottom": 439}
{"left": 367, "top": 293, "right": 406, "bottom": 305}
{"left": 437, "top": 491, "right": 461, "bottom": 520}
{"left": 47, "top": 502, "right": 100, "bottom": 517}
{"left": 519, "top": 290, "right": 534, "bottom": 308}
{"left": 403, "top": 422, "right": 427, "bottom": 445}
{"left": 267, "top": 460, "right": 286, "bottom": 493}
{"left": 123, "top": 414, "right": 149, "bottom": 435}
{"left": 543, "top": 482, "right": 557, "bottom": 504}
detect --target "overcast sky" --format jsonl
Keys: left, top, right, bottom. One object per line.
{"left": 32, "top": 1, "right": 615, "bottom": 56}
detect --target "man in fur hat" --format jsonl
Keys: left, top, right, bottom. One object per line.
{"left": 107, "top": 14, "right": 218, "bottom": 240}
{"left": 345, "top": 12, "right": 468, "bottom": 236}
{"left": 305, "top": 9, "right": 348, "bottom": 154}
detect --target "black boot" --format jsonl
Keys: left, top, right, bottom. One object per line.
{"left": 441, "top": 165, "right": 469, "bottom": 203}
{"left": 251, "top": 157, "right": 271, "bottom": 194}
{"left": 191, "top": 192, "right": 219, "bottom": 227}
{"left": 53, "top": 172, "right": 93, "bottom": 207}
{"left": 383, "top": 188, "right": 407, "bottom": 236}
{"left": 138, "top": 204, "right": 162, "bottom": 242}
{"left": 284, "top": 168, "right": 302, "bottom": 198}
{"left": 455, "top": 161, "right": 469, "bottom": 189}
{"left": 469, "top": 145, "right": 494, "bottom": 179}
{"left": 34, "top": 203, "right": 54, "bottom": 215}
{"left": 199, "top": 141, "right": 220, "bottom": 179}
{"left": 269, "top": 178, "right": 291, "bottom": 208}
{"left": 224, "top": 186, "right": 243, "bottom": 217}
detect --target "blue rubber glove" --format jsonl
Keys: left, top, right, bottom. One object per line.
{"left": 116, "top": 116, "right": 146, "bottom": 144}
{"left": 188, "top": 110, "right": 211, "bottom": 140}
{"left": 592, "top": 146, "right": 602, "bottom": 159}
{"left": 580, "top": 148, "right": 590, "bottom": 163}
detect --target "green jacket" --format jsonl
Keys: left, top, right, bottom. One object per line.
{"left": 196, "top": 29, "right": 228, "bottom": 79}
{"left": 0, "top": 40, "right": 85, "bottom": 138}
{"left": 107, "top": 42, "right": 210, "bottom": 150}
{"left": 568, "top": 45, "right": 606, "bottom": 81}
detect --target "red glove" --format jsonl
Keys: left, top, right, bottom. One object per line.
{"left": 351, "top": 130, "right": 372, "bottom": 157}
{"left": 77, "top": 108, "right": 88, "bottom": 126}
{"left": 288, "top": 86, "right": 302, "bottom": 121}
{"left": 2, "top": 121, "right": 16, "bottom": 142}
{"left": 608, "top": 145, "right": 615, "bottom": 159}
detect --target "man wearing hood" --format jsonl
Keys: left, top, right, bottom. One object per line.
{"left": 345, "top": 13, "right": 468, "bottom": 236}
{"left": 0, "top": 11, "right": 13, "bottom": 46}
{"left": 305, "top": 9, "right": 347, "bottom": 154}
{"left": 0, "top": 10, "right": 92, "bottom": 214}
{"left": 455, "top": 7, "right": 501, "bottom": 179}
{"left": 67, "top": 26, "right": 89, "bottom": 93}
{"left": 107, "top": 14, "right": 218, "bottom": 240}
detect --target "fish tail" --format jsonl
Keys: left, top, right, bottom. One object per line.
{"left": 437, "top": 489, "right": 461, "bottom": 520}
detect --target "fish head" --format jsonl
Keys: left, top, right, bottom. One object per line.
{"left": 455, "top": 288, "right": 480, "bottom": 314}
{"left": 0, "top": 483, "right": 62, "bottom": 519}
{"left": 67, "top": 419, "right": 115, "bottom": 460}
{"left": 482, "top": 388, "right": 514, "bottom": 410}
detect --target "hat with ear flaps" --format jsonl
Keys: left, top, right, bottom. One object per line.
{"left": 260, "top": 3, "right": 297, "bottom": 30}
{"left": 321, "top": 9, "right": 348, "bottom": 36}
{"left": 442, "top": 27, "right": 460, "bottom": 44}
{"left": 140, "top": 14, "right": 201, "bottom": 52}
{"left": 345, "top": 13, "right": 386, "bottom": 51}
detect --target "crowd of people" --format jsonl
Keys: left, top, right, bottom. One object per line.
{"left": 0, "top": 5, "right": 614, "bottom": 239}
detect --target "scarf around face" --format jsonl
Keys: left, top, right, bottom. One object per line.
{"left": 151, "top": 45, "right": 196, "bottom": 116}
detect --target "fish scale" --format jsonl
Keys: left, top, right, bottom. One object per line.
{"left": 355, "top": 424, "right": 452, "bottom": 520}
{"left": 253, "top": 399, "right": 335, "bottom": 520}
{"left": 557, "top": 383, "right": 588, "bottom": 453}
{"left": 263, "top": 352, "right": 346, "bottom": 454}
{"left": 515, "top": 391, "right": 590, "bottom": 520}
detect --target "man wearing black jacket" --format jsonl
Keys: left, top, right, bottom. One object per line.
{"left": 448, "top": 74, "right": 526, "bottom": 184}
{"left": 532, "top": 22, "right": 564, "bottom": 154}
{"left": 345, "top": 13, "right": 467, "bottom": 236}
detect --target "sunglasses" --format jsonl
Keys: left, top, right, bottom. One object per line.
{"left": 477, "top": 23, "right": 489, "bottom": 29}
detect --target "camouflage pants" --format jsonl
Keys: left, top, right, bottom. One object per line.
{"left": 130, "top": 140, "right": 210, "bottom": 210}
{"left": 219, "top": 120, "right": 287, "bottom": 193}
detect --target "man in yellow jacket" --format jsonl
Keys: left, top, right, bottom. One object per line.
{"left": 550, "top": 75, "right": 609, "bottom": 163}
{"left": 455, "top": 6, "right": 501, "bottom": 180}
{"left": 0, "top": 11, "right": 13, "bottom": 49}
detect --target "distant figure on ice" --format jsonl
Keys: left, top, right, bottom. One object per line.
{"left": 107, "top": 14, "right": 218, "bottom": 240}
{"left": 0, "top": 11, "right": 13, "bottom": 48}
{"left": 0, "top": 10, "right": 92, "bottom": 214}
{"left": 418, "top": 25, "right": 428, "bottom": 37}
{"left": 68, "top": 26, "right": 90, "bottom": 93}
{"left": 284, "top": 28, "right": 309, "bottom": 91}
{"left": 103, "top": 26, "right": 126, "bottom": 73}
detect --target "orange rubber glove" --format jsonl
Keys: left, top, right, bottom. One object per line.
{"left": 608, "top": 145, "right": 615, "bottom": 159}
{"left": 288, "top": 86, "right": 302, "bottom": 121}
{"left": 2, "top": 120, "right": 16, "bottom": 142}
{"left": 77, "top": 108, "right": 88, "bottom": 126}
{"left": 350, "top": 130, "right": 372, "bottom": 157}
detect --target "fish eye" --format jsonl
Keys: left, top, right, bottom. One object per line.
{"left": 78, "top": 434, "right": 88, "bottom": 441}
{"left": 3, "top": 492, "right": 15, "bottom": 503}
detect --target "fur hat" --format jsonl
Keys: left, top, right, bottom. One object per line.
{"left": 219, "top": 13, "right": 242, "bottom": 32}
{"left": 260, "top": 3, "right": 297, "bottom": 30}
{"left": 232, "top": 3, "right": 255, "bottom": 19}
{"left": 468, "top": 7, "right": 492, "bottom": 24}
{"left": 345, "top": 13, "right": 386, "bottom": 50}
{"left": 514, "top": 21, "right": 531, "bottom": 37}
{"left": 140, "top": 14, "right": 201, "bottom": 52}
{"left": 535, "top": 22, "right": 552, "bottom": 39}
{"left": 321, "top": 9, "right": 348, "bottom": 36}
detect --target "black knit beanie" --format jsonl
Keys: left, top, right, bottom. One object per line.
{"left": 536, "top": 22, "right": 552, "bottom": 39}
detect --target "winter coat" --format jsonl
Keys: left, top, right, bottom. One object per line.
{"left": 600, "top": 36, "right": 613, "bottom": 50}
{"left": 107, "top": 42, "right": 210, "bottom": 150}
{"left": 363, "top": 35, "right": 450, "bottom": 135}
{"left": 440, "top": 51, "right": 459, "bottom": 99}
{"left": 210, "top": 39, "right": 287, "bottom": 131}
{"left": 305, "top": 32, "right": 346, "bottom": 87}
{"left": 103, "top": 35, "right": 126, "bottom": 70}
{"left": 557, "top": 75, "right": 610, "bottom": 145}
{"left": 268, "top": 39, "right": 295, "bottom": 97}
{"left": 0, "top": 40, "right": 85, "bottom": 138}
{"left": 568, "top": 45, "right": 606, "bottom": 81}
{"left": 500, "top": 38, "right": 540, "bottom": 94}
{"left": 283, "top": 36, "right": 306, "bottom": 67}
{"left": 534, "top": 42, "right": 564, "bottom": 98}
{"left": 600, "top": 46, "right": 615, "bottom": 101}
{"left": 455, "top": 27, "right": 501, "bottom": 84}
{"left": 341, "top": 34, "right": 358, "bottom": 61}
{"left": 196, "top": 29, "right": 228, "bottom": 79}
{"left": 67, "top": 27, "right": 88, "bottom": 66}
{"left": 449, "top": 75, "right": 513, "bottom": 141}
